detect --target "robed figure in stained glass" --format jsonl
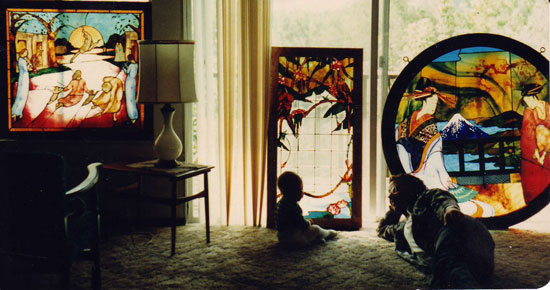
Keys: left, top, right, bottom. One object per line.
{"left": 520, "top": 83, "right": 550, "bottom": 203}
{"left": 396, "top": 78, "right": 457, "bottom": 190}
{"left": 11, "top": 49, "right": 32, "bottom": 121}
{"left": 396, "top": 77, "right": 495, "bottom": 217}
{"left": 123, "top": 54, "right": 139, "bottom": 123}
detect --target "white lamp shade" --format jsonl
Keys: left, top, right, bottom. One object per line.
{"left": 137, "top": 40, "right": 197, "bottom": 103}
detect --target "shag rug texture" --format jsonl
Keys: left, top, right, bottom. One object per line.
{"left": 70, "top": 224, "right": 550, "bottom": 290}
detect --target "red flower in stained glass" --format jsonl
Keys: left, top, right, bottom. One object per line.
{"left": 330, "top": 58, "right": 343, "bottom": 71}
{"left": 293, "top": 70, "right": 307, "bottom": 81}
{"left": 278, "top": 92, "right": 294, "bottom": 111}
{"left": 327, "top": 203, "right": 340, "bottom": 215}
{"left": 336, "top": 200, "right": 349, "bottom": 208}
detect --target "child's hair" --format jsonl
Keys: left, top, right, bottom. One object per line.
{"left": 277, "top": 171, "right": 302, "bottom": 197}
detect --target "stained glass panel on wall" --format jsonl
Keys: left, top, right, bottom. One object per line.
{"left": 382, "top": 34, "right": 549, "bottom": 229}
{"left": 268, "top": 47, "right": 362, "bottom": 230}
{"left": 1, "top": 1, "right": 151, "bottom": 139}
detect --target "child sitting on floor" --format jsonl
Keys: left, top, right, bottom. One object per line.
{"left": 275, "top": 171, "right": 337, "bottom": 247}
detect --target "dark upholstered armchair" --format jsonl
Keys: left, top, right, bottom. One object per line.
{"left": 0, "top": 152, "right": 103, "bottom": 290}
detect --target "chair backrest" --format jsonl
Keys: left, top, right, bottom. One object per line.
{"left": 0, "top": 151, "right": 69, "bottom": 272}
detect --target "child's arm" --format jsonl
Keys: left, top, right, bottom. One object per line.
{"left": 295, "top": 207, "right": 310, "bottom": 230}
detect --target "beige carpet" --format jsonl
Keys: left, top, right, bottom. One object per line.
{"left": 71, "top": 224, "right": 550, "bottom": 289}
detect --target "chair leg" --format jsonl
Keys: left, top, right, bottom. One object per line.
{"left": 63, "top": 266, "right": 71, "bottom": 290}
{"left": 92, "top": 264, "right": 101, "bottom": 290}
{"left": 91, "top": 252, "right": 101, "bottom": 290}
{"left": 92, "top": 206, "right": 102, "bottom": 289}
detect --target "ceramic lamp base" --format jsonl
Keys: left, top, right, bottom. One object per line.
{"left": 153, "top": 104, "right": 183, "bottom": 168}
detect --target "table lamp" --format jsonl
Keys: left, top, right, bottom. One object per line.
{"left": 137, "top": 40, "right": 197, "bottom": 168}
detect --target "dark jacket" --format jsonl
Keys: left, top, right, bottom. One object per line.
{"left": 275, "top": 196, "right": 310, "bottom": 234}
{"left": 376, "top": 188, "right": 460, "bottom": 271}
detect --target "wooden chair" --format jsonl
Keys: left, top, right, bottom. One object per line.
{"left": 0, "top": 152, "right": 103, "bottom": 289}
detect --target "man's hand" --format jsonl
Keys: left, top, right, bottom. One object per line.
{"left": 377, "top": 209, "right": 403, "bottom": 240}
{"left": 443, "top": 208, "right": 465, "bottom": 227}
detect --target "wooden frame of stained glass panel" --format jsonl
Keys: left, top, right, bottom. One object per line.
{"left": 267, "top": 47, "right": 363, "bottom": 230}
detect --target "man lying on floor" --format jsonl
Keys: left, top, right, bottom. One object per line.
{"left": 377, "top": 173, "right": 495, "bottom": 289}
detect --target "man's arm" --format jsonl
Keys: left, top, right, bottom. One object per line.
{"left": 429, "top": 189, "right": 464, "bottom": 226}
{"left": 376, "top": 209, "right": 403, "bottom": 241}
{"left": 63, "top": 80, "right": 75, "bottom": 92}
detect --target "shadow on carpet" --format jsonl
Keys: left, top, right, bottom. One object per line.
{"left": 71, "top": 225, "right": 550, "bottom": 289}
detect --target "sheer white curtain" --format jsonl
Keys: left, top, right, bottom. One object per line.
{"left": 192, "top": 0, "right": 270, "bottom": 226}
{"left": 192, "top": 0, "right": 222, "bottom": 224}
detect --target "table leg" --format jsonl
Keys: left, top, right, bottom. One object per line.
{"left": 171, "top": 180, "right": 177, "bottom": 256}
{"left": 137, "top": 175, "right": 143, "bottom": 226}
{"left": 204, "top": 172, "right": 210, "bottom": 243}
{"left": 102, "top": 174, "right": 110, "bottom": 241}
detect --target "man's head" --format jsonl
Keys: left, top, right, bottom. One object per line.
{"left": 388, "top": 174, "right": 426, "bottom": 214}
{"left": 72, "top": 70, "right": 82, "bottom": 80}
{"left": 101, "top": 82, "right": 112, "bottom": 93}
{"left": 277, "top": 171, "right": 304, "bottom": 201}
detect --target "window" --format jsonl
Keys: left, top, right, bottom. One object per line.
{"left": 272, "top": 0, "right": 375, "bottom": 224}
{"left": 389, "top": 0, "right": 549, "bottom": 75}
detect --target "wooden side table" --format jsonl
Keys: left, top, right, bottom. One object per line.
{"left": 103, "top": 160, "right": 214, "bottom": 255}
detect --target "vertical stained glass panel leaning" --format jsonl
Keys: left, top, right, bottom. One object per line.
{"left": 276, "top": 55, "right": 355, "bottom": 220}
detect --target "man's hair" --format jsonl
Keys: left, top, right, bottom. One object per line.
{"left": 72, "top": 70, "right": 82, "bottom": 80}
{"left": 389, "top": 174, "right": 426, "bottom": 200}
{"left": 277, "top": 171, "right": 302, "bottom": 197}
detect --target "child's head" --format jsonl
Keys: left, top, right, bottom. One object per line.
{"left": 277, "top": 171, "right": 303, "bottom": 201}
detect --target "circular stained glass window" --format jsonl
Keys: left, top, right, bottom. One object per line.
{"left": 381, "top": 34, "right": 549, "bottom": 229}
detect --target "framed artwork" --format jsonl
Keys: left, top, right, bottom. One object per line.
{"left": 0, "top": 1, "right": 152, "bottom": 140}
{"left": 381, "top": 33, "right": 549, "bottom": 229}
{"left": 267, "top": 47, "right": 363, "bottom": 230}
